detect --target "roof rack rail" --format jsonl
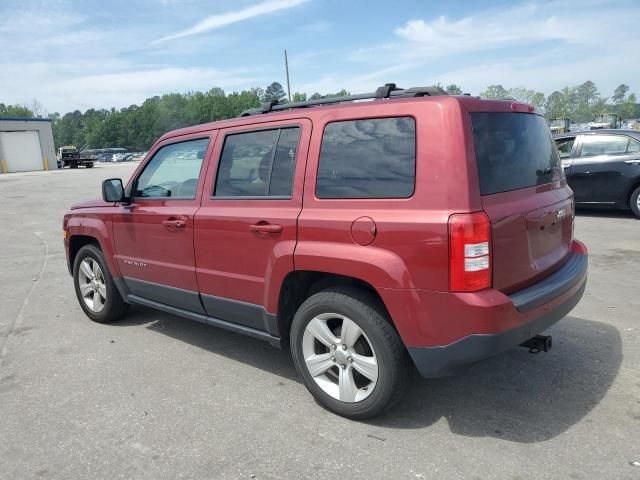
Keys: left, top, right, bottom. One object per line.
{"left": 239, "top": 83, "right": 447, "bottom": 117}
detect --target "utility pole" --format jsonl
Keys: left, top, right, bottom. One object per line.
{"left": 284, "top": 49, "right": 292, "bottom": 102}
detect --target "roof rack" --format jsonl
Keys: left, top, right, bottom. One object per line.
{"left": 239, "top": 83, "right": 447, "bottom": 117}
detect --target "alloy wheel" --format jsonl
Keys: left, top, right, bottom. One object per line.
{"left": 302, "top": 313, "right": 378, "bottom": 403}
{"left": 78, "top": 258, "right": 106, "bottom": 313}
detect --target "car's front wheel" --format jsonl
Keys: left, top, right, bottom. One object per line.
{"left": 291, "top": 288, "right": 410, "bottom": 419}
{"left": 630, "top": 186, "right": 640, "bottom": 219}
{"left": 73, "top": 244, "right": 129, "bottom": 323}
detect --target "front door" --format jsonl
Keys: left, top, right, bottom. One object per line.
{"left": 112, "top": 135, "right": 214, "bottom": 312}
{"left": 569, "top": 133, "right": 640, "bottom": 204}
{"left": 194, "top": 119, "right": 311, "bottom": 334}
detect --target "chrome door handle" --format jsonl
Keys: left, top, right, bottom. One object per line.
{"left": 250, "top": 223, "right": 282, "bottom": 234}
{"left": 162, "top": 219, "right": 186, "bottom": 229}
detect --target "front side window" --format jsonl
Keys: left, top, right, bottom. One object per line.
{"left": 579, "top": 135, "right": 629, "bottom": 157}
{"left": 316, "top": 117, "right": 416, "bottom": 199}
{"left": 214, "top": 127, "right": 300, "bottom": 197}
{"left": 135, "top": 138, "right": 209, "bottom": 199}
{"left": 555, "top": 137, "right": 575, "bottom": 159}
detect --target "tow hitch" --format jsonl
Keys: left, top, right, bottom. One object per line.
{"left": 520, "top": 335, "right": 552, "bottom": 354}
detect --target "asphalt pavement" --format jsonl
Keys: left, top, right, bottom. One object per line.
{"left": 0, "top": 163, "right": 639, "bottom": 479}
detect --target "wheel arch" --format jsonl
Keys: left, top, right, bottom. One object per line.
{"left": 276, "top": 270, "right": 395, "bottom": 344}
{"left": 66, "top": 216, "right": 120, "bottom": 278}
{"left": 68, "top": 235, "right": 101, "bottom": 273}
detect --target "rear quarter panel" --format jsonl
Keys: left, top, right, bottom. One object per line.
{"left": 296, "top": 97, "right": 480, "bottom": 292}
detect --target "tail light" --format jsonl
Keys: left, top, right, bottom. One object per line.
{"left": 449, "top": 212, "right": 491, "bottom": 292}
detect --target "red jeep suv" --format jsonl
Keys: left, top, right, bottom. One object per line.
{"left": 63, "top": 84, "right": 588, "bottom": 419}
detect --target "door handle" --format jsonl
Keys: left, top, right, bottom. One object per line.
{"left": 250, "top": 222, "right": 282, "bottom": 234}
{"left": 162, "top": 218, "right": 186, "bottom": 229}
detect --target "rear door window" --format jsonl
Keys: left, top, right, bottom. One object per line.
{"left": 316, "top": 117, "right": 416, "bottom": 199}
{"left": 471, "top": 113, "right": 562, "bottom": 195}
{"left": 579, "top": 135, "right": 630, "bottom": 157}
{"left": 214, "top": 127, "right": 300, "bottom": 197}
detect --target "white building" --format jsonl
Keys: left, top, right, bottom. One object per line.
{"left": 0, "top": 117, "right": 57, "bottom": 173}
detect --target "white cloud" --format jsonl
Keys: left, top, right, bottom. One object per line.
{"left": 152, "top": 0, "right": 309, "bottom": 44}
{"left": 334, "top": 0, "right": 640, "bottom": 97}
{"left": 0, "top": 64, "right": 262, "bottom": 112}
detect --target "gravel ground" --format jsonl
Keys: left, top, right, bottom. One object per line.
{"left": 1, "top": 163, "right": 639, "bottom": 479}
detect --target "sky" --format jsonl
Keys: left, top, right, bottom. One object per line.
{"left": 1, "top": 0, "right": 639, "bottom": 114}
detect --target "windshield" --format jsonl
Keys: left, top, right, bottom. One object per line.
{"left": 471, "top": 112, "right": 563, "bottom": 196}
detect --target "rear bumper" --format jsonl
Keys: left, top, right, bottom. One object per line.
{"left": 400, "top": 242, "right": 588, "bottom": 378}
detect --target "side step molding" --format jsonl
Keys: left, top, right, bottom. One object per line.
{"left": 127, "top": 294, "right": 282, "bottom": 348}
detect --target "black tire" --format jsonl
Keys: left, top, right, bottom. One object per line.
{"left": 85, "top": 163, "right": 93, "bottom": 168}
{"left": 630, "top": 186, "right": 640, "bottom": 219}
{"left": 73, "top": 244, "right": 129, "bottom": 323}
{"left": 290, "top": 287, "right": 410, "bottom": 419}
{"left": 70, "top": 162, "right": 78, "bottom": 169}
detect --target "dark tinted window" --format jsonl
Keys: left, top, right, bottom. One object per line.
{"left": 316, "top": 117, "right": 416, "bottom": 199}
{"left": 214, "top": 127, "right": 300, "bottom": 197}
{"left": 555, "top": 137, "right": 575, "bottom": 159}
{"left": 580, "top": 135, "right": 629, "bottom": 157}
{"left": 135, "top": 138, "right": 209, "bottom": 199}
{"left": 471, "top": 113, "right": 562, "bottom": 195}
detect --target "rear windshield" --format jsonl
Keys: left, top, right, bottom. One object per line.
{"left": 471, "top": 113, "right": 562, "bottom": 195}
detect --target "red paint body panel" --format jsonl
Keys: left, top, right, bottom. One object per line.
{"left": 111, "top": 131, "right": 216, "bottom": 291}
{"left": 193, "top": 118, "right": 311, "bottom": 313}
{"left": 63, "top": 94, "right": 586, "bottom": 356}
{"left": 380, "top": 250, "right": 586, "bottom": 348}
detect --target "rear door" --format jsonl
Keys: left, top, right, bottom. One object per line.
{"left": 569, "top": 133, "right": 640, "bottom": 205}
{"left": 112, "top": 135, "right": 213, "bottom": 312}
{"left": 194, "top": 119, "right": 311, "bottom": 333}
{"left": 470, "top": 112, "right": 573, "bottom": 293}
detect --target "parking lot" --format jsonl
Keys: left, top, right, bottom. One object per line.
{"left": 0, "top": 163, "right": 638, "bottom": 479}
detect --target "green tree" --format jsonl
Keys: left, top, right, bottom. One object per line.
{"left": 612, "top": 84, "right": 629, "bottom": 104}
{"left": 292, "top": 92, "right": 307, "bottom": 102}
{"left": 264, "top": 82, "right": 286, "bottom": 102}
{"left": 445, "top": 84, "right": 463, "bottom": 95}
{"left": 545, "top": 91, "right": 567, "bottom": 118}
{"left": 309, "top": 92, "right": 323, "bottom": 100}
{"left": 0, "top": 103, "right": 34, "bottom": 118}
{"left": 481, "top": 85, "right": 509, "bottom": 99}
{"left": 620, "top": 93, "right": 638, "bottom": 119}
{"left": 507, "top": 87, "right": 545, "bottom": 107}
{"left": 574, "top": 81, "right": 599, "bottom": 121}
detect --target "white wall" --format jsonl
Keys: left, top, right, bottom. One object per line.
{"left": 0, "top": 119, "right": 57, "bottom": 173}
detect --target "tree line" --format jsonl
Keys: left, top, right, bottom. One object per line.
{"left": 1, "top": 80, "right": 638, "bottom": 151}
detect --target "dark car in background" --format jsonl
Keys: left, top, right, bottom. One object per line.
{"left": 555, "top": 130, "right": 640, "bottom": 218}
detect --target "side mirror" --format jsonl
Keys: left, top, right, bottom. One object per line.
{"left": 102, "top": 178, "right": 125, "bottom": 203}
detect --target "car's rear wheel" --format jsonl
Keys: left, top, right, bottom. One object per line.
{"left": 290, "top": 288, "right": 410, "bottom": 419}
{"left": 73, "top": 244, "right": 129, "bottom": 323}
{"left": 630, "top": 186, "right": 640, "bottom": 219}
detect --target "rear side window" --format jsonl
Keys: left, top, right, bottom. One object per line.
{"left": 579, "top": 135, "right": 631, "bottom": 157}
{"left": 214, "top": 127, "right": 300, "bottom": 197}
{"left": 316, "top": 117, "right": 416, "bottom": 199}
{"left": 471, "top": 113, "right": 562, "bottom": 196}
